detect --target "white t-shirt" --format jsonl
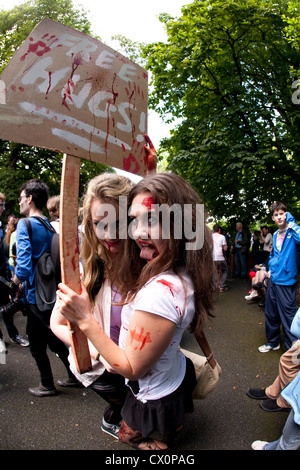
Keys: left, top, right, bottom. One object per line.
{"left": 212, "top": 232, "right": 226, "bottom": 261}
{"left": 50, "top": 220, "right": 59, "bottom": 233}
{"left": 261, "top": 232, "right": 273, "bottom": 251}
{"left": 119, "top": 271, "right": 195, "bottom": 402}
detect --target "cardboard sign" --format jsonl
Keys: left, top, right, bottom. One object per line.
{"left": 0, "top": 18, "right": 148, "bottom": 176}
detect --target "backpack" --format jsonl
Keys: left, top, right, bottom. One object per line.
{"left": 24, "top": 216, "right": 61, "bottom": 312}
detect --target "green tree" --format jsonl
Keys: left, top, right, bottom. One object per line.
{"left": 283, "top": 0, "right": 300, "bottom": 51}
{"left": 0, "top": 0, "right": 111, "bottom": 217}
{"left": 143, "top": 0, "right": 300, "bottom": 225}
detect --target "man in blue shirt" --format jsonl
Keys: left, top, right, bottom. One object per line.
{"left": 13, "top": 179, "right": 79, "bottom": 396}
{"left": 259, "top": 201, "right": 300, "bottom": 353}
{"left": 233, "top": 222, "right": 249, "bottom": 278}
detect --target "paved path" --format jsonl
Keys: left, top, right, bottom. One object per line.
{"left": 0, "top": 277, "right": 291, "bottom": 451}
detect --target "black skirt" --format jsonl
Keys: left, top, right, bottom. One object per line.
{"left": 121, "top": 358, "right": 196, "bottom": 438}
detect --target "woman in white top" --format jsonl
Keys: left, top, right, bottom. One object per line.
{"left": 56, "top": 172, "right": 215, "bottom": 450}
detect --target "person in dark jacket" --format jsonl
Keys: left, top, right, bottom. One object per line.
{"left": 13, "top": 179, "right": 78, "bottom": 396}
{"left": 0, "top": 192, "right": 28, "bottom": 353}
{"left": 232, "top": 222, "right": 249, "bottom": 278}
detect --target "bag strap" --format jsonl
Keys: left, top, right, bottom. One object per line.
{"left": 30, "top": 216, "right": 56, "bottom": 234}
{"left": 194, "top": 330, "right": 217, "bottom": 369}
{"left": 23, "top": 218, "right": 32, "bottom": 240}
{"left": 23, "top": 216, "right": 56, "bottom": 239}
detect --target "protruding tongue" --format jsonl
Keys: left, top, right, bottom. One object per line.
{"left": 140, "top": 245, "right": 158, "bottom": 261}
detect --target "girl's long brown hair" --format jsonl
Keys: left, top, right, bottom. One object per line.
{"left": 118, "top": 172, "right": 215, "bottom": 333}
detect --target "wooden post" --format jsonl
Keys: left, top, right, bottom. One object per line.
{"left": 59, "top": 154, "right": 92, "bottom": 374}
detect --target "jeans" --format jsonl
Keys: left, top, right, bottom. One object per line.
{"left": 265, "top": 410, "right": 300, "bottom": 450}
{"left": 214, "top": 261, "right": 228, "bottom": 288}
{"left": 234, "top": 249, "right": 247, "bottom": 277}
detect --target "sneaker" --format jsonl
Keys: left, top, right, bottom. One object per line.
{"left": 246, "top": 388, "right": 268, "bottom": 400}
{"left": 251, "top": 440, "right": 269, "bottom": 450}
{"left": 220, "top": 287, "right": 228, "bottom": 292}
{"left": 245, "top": 290, "right": 258, "bottom": 300}
{"left": 258, "top": 344, "right": 280, "bottom": 353}
{"left": 260, "top": 398, "right": 290, "bottom": 412}
{"left": 0, "top": 338, "right": 7, "bottom": 354}
{"left": 101, "top": 418, "right": 120, "bottom": 439}
{"left": 11, "top": 335, "right": 29, "bottom": 347}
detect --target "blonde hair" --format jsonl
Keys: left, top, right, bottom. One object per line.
{"left": 80, "top": 172, "right": 133, "bottom": 301}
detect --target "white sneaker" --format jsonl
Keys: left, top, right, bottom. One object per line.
{"left": 11, "top": 335, "right": 29, "bottom": 347}
{"left": 251, "top": 440, "right": 269, "bottom": 450}
{"left": 258, "top": 343, "right": 280, "bottom": 353}
{"left": 0, "top": 338, "right": 7, "bottom": 354}
{"left": 245, "top": 290, "right": 258, "bottom": 300}
{"left": 101, "top": 418, "right": 120, "bottom": 439}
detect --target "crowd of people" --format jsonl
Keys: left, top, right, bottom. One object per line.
{"left": 0, "top": 136, "right": 300, "bottom": 450}
{"left": 212, "top": 205, "right": 300, "bottom": 450}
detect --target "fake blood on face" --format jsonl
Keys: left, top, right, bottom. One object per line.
{"left": 141, "top": 196, "right": 155, "bottom": 210}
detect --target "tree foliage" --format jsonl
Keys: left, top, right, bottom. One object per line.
{"left": 142, "top": 0, "right": 300, "bottom": 225}
{"left": 0, "top": 0, "right": 111, "bottom": 217}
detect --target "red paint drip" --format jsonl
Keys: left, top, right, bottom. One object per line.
{"left": 105, "top": 100, "right": 112, "bottom": 159}
{"left": 157, "top": 279, "right": 175, "bottom": 297}
{"left": 111, "top": 73, "right": 118, "bottom": 104}
{"left": 71, "top": 255, "right": 76, "bottom": 271}
{"left": 176, "top": 306, "right": 182, "bottom": 316}
{"left": 46, "top": 71, "right": 52, "bottom": 95}
{"left": 62, "top": 54, "right": 82, "bottom": 110}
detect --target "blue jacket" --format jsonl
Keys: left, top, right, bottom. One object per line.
{"left": 268, "top": 212, "right": 300, "bottom": 285}
{"left": 281, "top": 308, "right": 300, "bottom": 425}
{"left": 15, "top": 217, "right": 53, "bottom": 304}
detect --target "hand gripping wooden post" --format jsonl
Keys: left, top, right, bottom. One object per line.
{"left": 60, "top": 154, "right": 92, "bottom": 374}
